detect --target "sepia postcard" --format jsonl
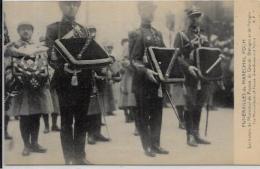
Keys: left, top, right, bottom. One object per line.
{"left": 1, "top": 0, "right": 260, "bottom": 168}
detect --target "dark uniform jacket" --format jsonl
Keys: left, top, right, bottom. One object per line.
{"left": 45, "top": 17, "right": 92, "bottom": 107}
{"left": 174, "top": 26, "right": 209, "bottom": 87}
{"left": 128, "top": 23, "right": 165, "bottom": 98}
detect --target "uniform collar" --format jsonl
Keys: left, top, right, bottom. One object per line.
{"left": 141, "top": 22, "right": 152, "bottom": 29}
{"left": 18, "top": 39, "right": 33, "bottom": 45}
{"left": 62, "top": 16, "right": 76, "bottom": 24}
{"left": 188, "top": 25, "right": 199, "bottom": 33}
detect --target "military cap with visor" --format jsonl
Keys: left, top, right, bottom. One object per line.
{"left": 185, "top": 6, "right": 202, "bottom": 18}
{"left": 17, "top": 22, "right": 34, "bottom": 32}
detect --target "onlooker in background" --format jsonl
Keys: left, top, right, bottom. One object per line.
{"left": 102, "top": 41, "right": 122, "bottom": 116}
{"left": 119, "top": 38, "right": 136, "bottom": 123}
{"left": 39, "top": 36, "right": 61, "bottom": 134}
{"left": 209, "top": 21, "right": 234, "bottom": 107}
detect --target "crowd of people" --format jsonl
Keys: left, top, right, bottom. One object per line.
{"left": 4, "top": 1, "right": 234, "bottom": 165}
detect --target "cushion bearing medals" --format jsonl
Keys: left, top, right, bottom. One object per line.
{"left": 12, "top": 44, "right": 49, "bottom": 90}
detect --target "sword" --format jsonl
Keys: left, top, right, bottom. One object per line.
{"left": 92, "top": 71, "right": 111, "bottom": 139}
{"left": 205, "top": 54, "right": 225, "bottom": 74}
{"left": 97, "top": 93, "right": 111, "bottom": 140}
{"left": 205, "top": 101, "right": 210, "bottom": 136}
{"left": 165, "top": 89, "right": 181, "bottom": 123}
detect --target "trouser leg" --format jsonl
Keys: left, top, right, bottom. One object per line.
{"left": 184, "top": 109, "right": 193, "bottom": 135}
{"left": 150, "top": 98, "right": 163, "bottom": 147}
{"left": 192, "top": 106, "right": 202, "bottom": 133}
{"left": 132, "top": 107, "right": 139, "bottom": 135}
{"left": 42, "top": 114, "right": 49, "bottom": 129}
{"left": 51, "top": 113, "right": 59, "bottom": 127}
{"left": 176, "top": 106, "right": 185, "bottom": 124}
{"left": 31, "top": 114, "right": 41, "bottom": 145}
{"left": 94, "top": 114, "right": 102, "bottom": 135}
{"left": 193, "top": 85, "right": 210, "bottom": 135}
{"left": 60, "top": 106, "right": 74, "bottom": 161}
{"left": 124, "top": 109, "right": 128, "bottom": 122}
{"left": 135, "top": 95, "right": 151, "bottom": 151}
{"left": 5, "top": 115, "right": 10, "bottom": 134}
{"left": 129, "top": 107, "right": 136, "bottom": 121}
{"left": 184, "top": 84, "right": 210, "bottom": 145}
{"left": 184, "top": 101, "right": 195, "bottom": 135}
{"left": 184, "top": 102, "right": 199, "bottom": 146}
{"left": 184, "top": 86, "right": 197, "bottom": 136}
{"left": 132, "top": 108, "right": 138, "bottom": 127}
{"left": 20, "top": 116, "right": 31, "bottom": 147}
{"left": 74, "top": 106, "right": 88, "bottom": 159}
{"left": 87, "top": 115, "right": 95, "bottom": 136}
{"left": 88, "top": 114, "right": 101, "bottom": 136}
{"left": 135, "top": 111, "right": 150, "bottom": 150}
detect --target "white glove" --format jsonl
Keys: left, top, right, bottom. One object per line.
{"left": 188, "top": 66, "right": 200, "bottom": 78}
{"left": 145, "top": 68, "right": 158, "bottom": 84}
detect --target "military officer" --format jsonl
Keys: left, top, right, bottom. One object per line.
{"left": 129, "top": 1, "right": 169, "bottom": 157}
{"left": 173, "top": 7, "right": 211, "bottom": 147}
{"left": 45, "top": 1, "right": 91, "bottom": 164}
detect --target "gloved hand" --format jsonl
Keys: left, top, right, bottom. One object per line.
{"left": 145, "top": 68, "right": 158, "bottom": 84}
{"left": 188, "top": 66, "right": 201, "bottom": 78}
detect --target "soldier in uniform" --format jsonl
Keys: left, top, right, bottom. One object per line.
{"left": 119, "top": 38, "right": 136, "bottom": 123}
{"left": 173, "top": 7, "right": 211, "bottom": 147}
{"left": 129, "top": 1, "right": 169, "bottom": 157}
{"left": 45, "top": 1, "right": 91, "bottom": 164}
{"left": 5, "top": 22, "right": 50, "bottom": 156}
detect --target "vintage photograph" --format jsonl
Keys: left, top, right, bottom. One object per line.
{"left": 3, "top": 1, "right": 234, "bottom": 165}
